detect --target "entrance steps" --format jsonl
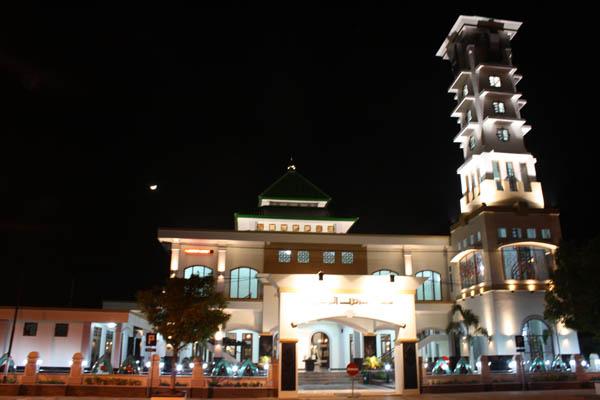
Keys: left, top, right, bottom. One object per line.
{"left": 299, "top": 371, "right": 353, "bottom": 385}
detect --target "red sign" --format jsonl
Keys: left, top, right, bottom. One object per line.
{"left": 346, "top": 362, "right": 360, "bottom": 376}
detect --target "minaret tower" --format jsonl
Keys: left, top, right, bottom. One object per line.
{"left": 437, "top": 16, "right": 543, "bottom": 214}
{"left": 437, "top": 16, "right": 580, "bottom": 359}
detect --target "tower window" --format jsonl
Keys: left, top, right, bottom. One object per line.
{"left": 292, "top": 224, "right": 300, "bottom": 232}
{"left": 316, "top": 225, "right": 323, "bottom": 233}
{"left": 489, "top": 76, "right": 501, "bottom": 88}
{"left": 269, "top": 224, "right": 276, "bottom": 231}
{"left": 281, "top": 224, "right": 288, "bottom": 232}
{"left": 497, "top": 128, "right": 510, "bottom": 142}
{"left": 304, "top": 225, "right": 311, "bottom": 232}
{"left": 498, "top": 227, "right": 507, "bottom": 239}
{"left": 492, "top": 101, "right": 506, "bottom": 114}
{"left": 297, "top": 250, "right": 310, "bottom": 263}
{"left": 512, "top": 228, "right": 522, "bottom": 239}
{"left": 527, "top": 228, "right": 537, "bottom": 239}
{"left": 492, "top": 161, "right": 503, "bottom": 191}
{"left": 462, "top": 84, "right": 469, "bottom": 96}
{"left": 257, "top": 223, "right": 264, "bottom": 231}
{"left": 341, "top": 251, "right": 354, "bottom": 264}
{"left": 469, "top": 136, "right": 477, "bottom": 150}
{"left": 323, "top": 251, "right": 335, "bottom": 264}
{"left": 23, "top": 322, "right": 38, "bottom": 337}
{"left": 327, "top": 225, "right": 335, "bottom": 233}
{"left": 541, "top": 229, "right": 552, "bottom": 239}
{"left": 506, "top": 162, "right": 518, "bottom": 191}
{"left": 278, "top": 250, "right": 292, "bottom": 263}
{"left": 466, "top": 109, "right": 473, "bottom": 123}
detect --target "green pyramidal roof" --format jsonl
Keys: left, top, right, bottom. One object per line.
{"left": 258, "top": 167, "right": 332, "bottom": 204}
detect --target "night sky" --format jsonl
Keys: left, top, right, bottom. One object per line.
{"left": 1, "top": 4, "right": 597, "bottom": 308}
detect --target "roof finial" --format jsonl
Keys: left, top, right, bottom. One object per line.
{"left": 287, "top": 156, "right": 296, "bottom": 171}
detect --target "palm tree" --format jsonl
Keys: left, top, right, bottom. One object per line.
{"left": 446, "top": 304, "right": 491, "bottom": 369}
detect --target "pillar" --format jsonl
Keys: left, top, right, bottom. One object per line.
{"left": 279, "top": 339, "right": 297, "bottom": 398}
{"left": 404, "top": 251, "right": 413, "bottom": 276}
{"left": 259, "top": 333, "right": 274, "bottom": 361}
{"left": 68, "top": 352, "right": 84, "bottom": 385}
{"left": 80, "top": 323, "right": 91, "bottom": 365}
{"left": 21, "top": 351, "right": 39, "bottom": 384}
{"left": 190, "top": 357, "right": 205, "bottom": 387}
{"left": 148, "top": 353, "right": 161, "bottom": 388}
{"left": 214, "top": 326, "right": 224, "bottom": 360}
{"left": 111, "top": 324, "right": 123, "bottom": 370}
{"left": 363, "top": 333, "right": 376, "bottom": 358}
{"left": 216, "top": 248, "right": 227, "bottom": 293}
{"left": 170, "top": 243, "right": 180, "bottom": 278}
{"left": 395, "top": 340, "right": 419, "bottom": 395}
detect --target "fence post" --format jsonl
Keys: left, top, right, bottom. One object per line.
{"left": 68, "top": 352, "right": 84, "bottom": 385}
{"left": 191, "top": 357, "right": 205, "bottom": 387}
{"left": 21, "top": 351, "right": 39, "bottom": 384}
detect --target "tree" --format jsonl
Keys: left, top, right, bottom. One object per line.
{"left": 446, "top": 304, "right": 490, "bottom": 367}
{"left": 545, "top": 237, "right": 600, "bottom": 338}
{"left": 137, "top": 275, "right": 230, "bottom": 390}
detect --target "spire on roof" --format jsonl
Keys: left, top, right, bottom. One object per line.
{"left": 287, "top": 156, "right": 296, "bottom": 171}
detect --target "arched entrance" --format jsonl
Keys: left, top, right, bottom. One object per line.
{"left": 522, "top": 317, "right": 554, "bottom": 363}
{"left": 310, "top": 332, "right": 330, "bottom": 369}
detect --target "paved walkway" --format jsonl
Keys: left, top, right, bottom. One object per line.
{"left": 0, "top": 389, "right": 597, "bottom": 399}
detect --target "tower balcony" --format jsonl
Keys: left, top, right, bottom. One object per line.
{"left": 451, "top": 95, "right": 475, "bottom": 118}
{"left": 460, "top": 179, "right": 544, "bottom": 214}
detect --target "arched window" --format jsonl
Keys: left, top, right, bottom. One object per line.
{"left": 522, "top": 317, "right": 554, "bottom": 362}
{"left": 459, "top": 251, "right": 485, "bottom": 288}
{"left": 502, "top": 246, "right": 552, "bottom": 280}
{"left": 229, "top": 267, "right": 259, "bottom": 299}
{"left": 415, "top": 270, "right": 442, "bottom": 301}
{"left": 184, "top": 265, "right": 213, "bottom": 279}
{"left": 372, "top": 269, "right": 399, "bottom": 276}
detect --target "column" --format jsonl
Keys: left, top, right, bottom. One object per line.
{"left": 148, "top": 353, "right": 161, "bottom": 388}
{"left": 404, "top": 251, "right": 413, "bottom": 276}
{"left": 170, "top": 242, "right": 180, "bottom": 278}
{"left": 111, "top": 324, "right": 123, "bottom": 369}
{"left": 395, "top": 340, "right": 419, "bottom": 395}
{"left": 216, "top": 248, "right": 226, "bottom": 293}
{"left": 213, "top": 326, "right": 223, "bottom": 360}
{"left": 279, "top": 339, "right": 298, "bottom": 398}
{"left": 190, "top": 357, "right": 206, "bottom": 387}
{"left": 80, "top": 323, "right": 92, "bottom": 365}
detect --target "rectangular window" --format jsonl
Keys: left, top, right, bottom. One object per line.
{"left": 541, "top": 229, "right": 552, "bottom": 239}
{"left": 54, "top": 323, "right": 69, "bottom": 337}
{"left": 497, "top": 128, "right": 510, "bottom": 142}
{"left": 327, "top": 225, "right": 335, "bottom": 233}
{"left": 462, "top": 238, "right": 467, "bottom": 248}
{"left": 470, "top": 234, "right": 474, "bottom": 245}
{"left": 476, "top": 231, "right": 482, "bottom": 242}
{"left": 23, "top": 322, "right": 38, "bottom": 336}
{"left": 257, "top": 223, "right": 264, "bottom": 231}
{"left": 281, "top": 224, "right": 288, "bottom": 232}
{"left": 341, "top": 251, "right": 354, "bottom": 264}
{"left": 466, "top": 109, "right": 473, "bottom": 123}
{"left": 316, "top": 225, "right": 323, "bottom": 233}
{"left": 489, "top": 75, "right": 501, "bottom": 88}
{"left": 304, "top": 225, "right": 311, "bottom": 232}
{"left": 527, "top": 228, "right": 537, "bottom": 239}
{"left": 498, "top": 227, "right": 507, "bottom": 239}
{"left": 278, "top": 250, "right": 292, "bottom": 263}
{"left": 269, "top": 224, "right": 276, "bottom": 231}
{"left": 457, "top": 241, "right": 462, "bottom": 250}
{"left": 512, "top": 228, "right": 522, "bottom": 239}
{"left": 492, "top": 161, "right": 503, "bottom": 190}
{"left": 323, "top": 251, "right": 335, "bottom": 264}
{"left": 506, "top": 162, "right": 517, "bottom": 191}
{"left": 297, "top": 250, "right": 310, "bottom": 263}
{"left": 463, "top": 83, "right": 469, "bottom": 97}
{"left": 492, "top": 101, "right": 506, "bottom": 114}
{"left": 520, "top": 163, "right": 531, "bottom": 192}
{"left": 292, "top": 224, "right": 300, "bottom": 232}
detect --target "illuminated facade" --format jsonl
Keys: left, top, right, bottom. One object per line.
{"left": 437, "top": 16, "right": 579, "bottom": 364}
